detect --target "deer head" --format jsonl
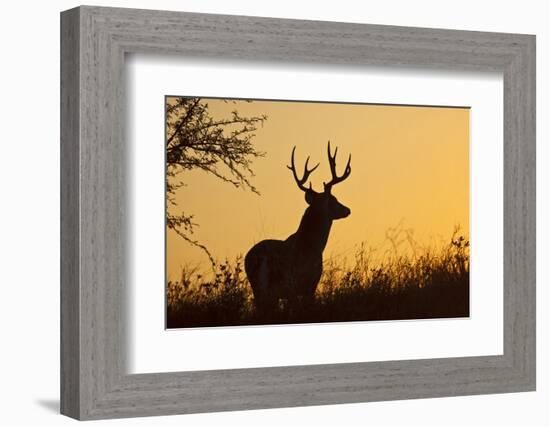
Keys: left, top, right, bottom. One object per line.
{"left": 287, "top": 141, "right": 351, "bottom": 221}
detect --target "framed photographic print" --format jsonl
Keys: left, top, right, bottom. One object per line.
{"left": 164, "top": 96, "right": 470, "bottom": 329}
{"left": 60, "top": 5, "right": 536, "bottom": 420}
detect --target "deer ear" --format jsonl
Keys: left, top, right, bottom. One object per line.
{"left": 305, "top": 189, "right": 316, "bottom": 205}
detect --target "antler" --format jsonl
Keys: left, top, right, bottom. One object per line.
{"left": 287, "top": 146, "right": 319, "bottom": 192}
{"left": 324, "top": 141, "right": 351, "bottom": 192}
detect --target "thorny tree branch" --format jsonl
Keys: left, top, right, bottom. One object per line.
{"left": 166, "top": 97, "right": 267, "bottom": 265}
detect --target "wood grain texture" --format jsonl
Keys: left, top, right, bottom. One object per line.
{"left": 60, "top": 5, "right": 536, "bottom": 420}
{"left": 60, "top": 7, "right": 80, "bottom": 419}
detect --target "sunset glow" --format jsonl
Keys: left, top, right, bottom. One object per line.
{"left": 166, "top": 97, "right": 469, "bottom": 281}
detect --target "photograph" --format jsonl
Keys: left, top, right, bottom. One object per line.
{"left": 52, "top": 3, "right": 537, "bottom": 421}
{"left": 165, "top": 96, "right": 470, "bottom": 329}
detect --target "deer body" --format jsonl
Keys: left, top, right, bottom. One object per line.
{"left": 245, "top": 142, "right": 351, "bottom": 312}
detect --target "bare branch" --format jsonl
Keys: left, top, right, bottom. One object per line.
{"left": 165, "top": 97, "right": 267, "bottom": 263}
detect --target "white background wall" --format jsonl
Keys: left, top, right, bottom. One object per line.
{"left": 0, "top": 0, "right": 546, "bottom": 425}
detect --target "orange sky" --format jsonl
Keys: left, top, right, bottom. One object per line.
{"left": 166, "top": 98, "right": 469, "bottom": 281}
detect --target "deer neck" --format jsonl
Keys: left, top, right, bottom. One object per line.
{"left": 293, "top": 206, "right": 332, "bottom": 255}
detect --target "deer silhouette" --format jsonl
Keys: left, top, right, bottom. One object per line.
{"left": 245, "top": 142, "right": 351, "bottom": 312}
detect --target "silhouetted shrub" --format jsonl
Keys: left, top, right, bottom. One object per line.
{"left": 167, "top": 229, "right": 469, "bottom": 328}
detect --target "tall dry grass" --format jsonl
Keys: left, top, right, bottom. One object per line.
{"left": 166, "top": 227, "right": 469, "bottom": 328}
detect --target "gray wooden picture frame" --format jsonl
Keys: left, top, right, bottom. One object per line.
{"left": 60, "top": 5, "right": 536, "bottom": 420}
